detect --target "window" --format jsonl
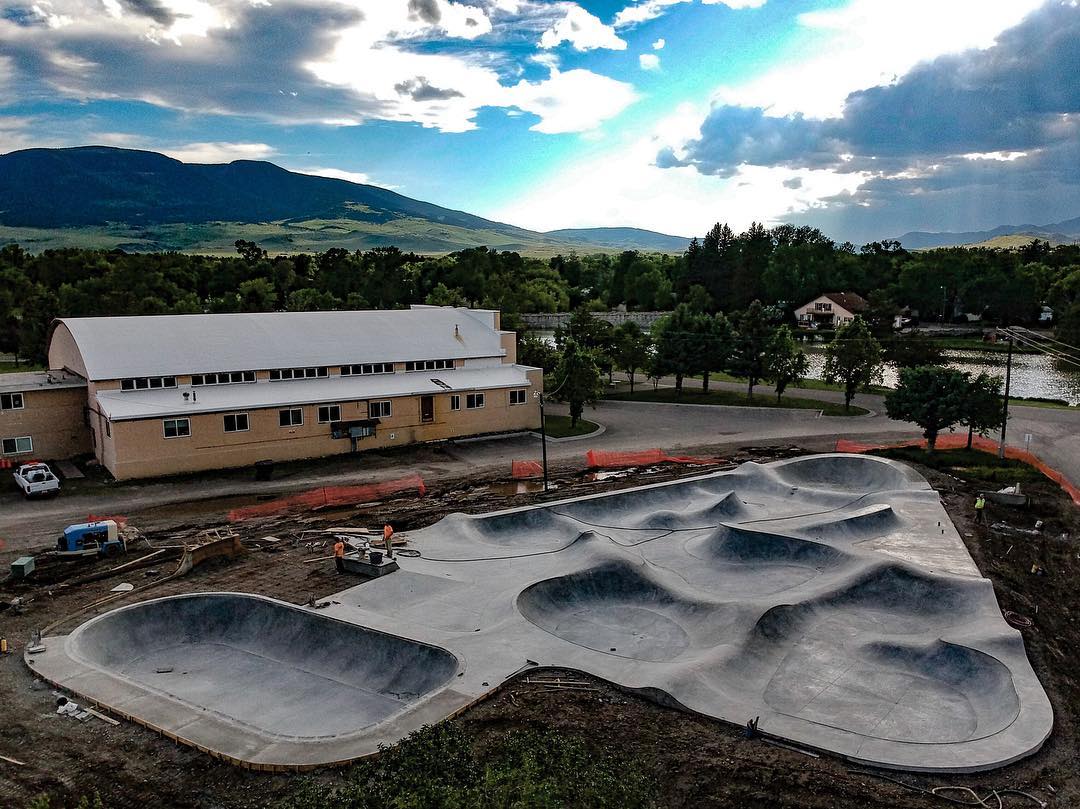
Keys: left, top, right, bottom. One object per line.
{"left": 279, "top": 408, "right": 304, "bottom": 427}
{"left": 223, "top": 413, "right": 249, "bottom": 433}
{"left": 450, "top": 394, "right": 460, "bottom": 411}
{"left": 368, "top": 400, "right": 392, "bottom": 419}
{"left": 191, "top": 371, "right": 254, "bottom": 386}
{"left": 0, "top": 392, "right": 24, "bottom": 410}
{"left": 404, "top": 359, "right": 453, "bottom": 372}
{"left": 120, "top": 376, "right": 178, "bottom": 392}
{"left": 466, "top": 393, "right": 485, "bottom": 409}
{"left": 509, "top": 389, "right": 527, "bottom": 406}
{"left": 163, "top": 418, "right": 190, "bottom": 439}
{"left": 341, "top": 363, "right": 394, "bottom": 376}
{"left": 270, "top": 367, "right": 328, "bottom": 381}
{"left": 1, "top": 436, "right": 32, "bottom": 454}
{"left": 318, "top": 405, "right": 341, "bottom": 423}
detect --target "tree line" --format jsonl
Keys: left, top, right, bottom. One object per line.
{"left": 2, "top": 226, "right": 1078, "bottom": 365}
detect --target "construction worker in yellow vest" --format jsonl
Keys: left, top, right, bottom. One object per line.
{"left": 974, "top": 494, "right": 987, "bottom": 524}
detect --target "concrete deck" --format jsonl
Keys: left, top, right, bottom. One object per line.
{"left": 26, "top": 454, "right": 1053, "bottom": 772}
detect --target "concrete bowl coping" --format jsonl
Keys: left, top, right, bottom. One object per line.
{"left": 27, "top": 453, "right": 1053, "bottom": 772}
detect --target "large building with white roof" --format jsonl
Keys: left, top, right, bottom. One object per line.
{"left": 4, "top": 306, "right": 542, "bottom": 480}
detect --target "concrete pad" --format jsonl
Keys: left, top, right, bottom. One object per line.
{"left": 27, "top": 454, "right": 1053, "bottom": 772}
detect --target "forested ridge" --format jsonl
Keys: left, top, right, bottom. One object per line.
{"left": 2, "top": 222, "right": 1079, "bottom": 364}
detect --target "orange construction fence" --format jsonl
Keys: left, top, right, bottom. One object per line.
{"left": 585, "top": 448, "right": 725, "bottom": 469}
{"left": 227, "top": 474, "right": 427, "bottom": 522}
{"left": 835, "top": 434, "right": 1080, "bottom": 505}
{"left": 512, "top": 460, "right": 546, "bottom": 479}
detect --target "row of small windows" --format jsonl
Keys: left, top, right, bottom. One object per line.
{"left": 160, "top": 390, "right": 527, "bottom": 438}
{"left": 192, "top": 371, "right": 256, "bottom": 386}
{"left": 0, "top": 392, "right": 24, "bottom": 410}
{"left": 120, "top": 376, "right": 178, "bottom": 391}
{"left": 404, "top": 359, "right": 453, "bottom": 372}
{"left": 121, "top": 362, "right": 463, "bottom": 390}
{"left": 1, "top": 435, "right": 32, "bottom": 454}
{"left": 271, "top": 367, "right": 329, "bottom": 381}
{"left": 341, "top": 363, "right": 394, "bottom": 376}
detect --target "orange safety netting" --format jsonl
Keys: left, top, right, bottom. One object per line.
{"left": 512, "top": 460, "right": 545, "bottom": 479}
{"left": 585, "top": 448, "right": 724, "bottom": 469}
{"left": 227, "top": 474, "right": 427, "bottom": 522}
{"left": 835, "top": 434, "right": 1080, "bottom": 505}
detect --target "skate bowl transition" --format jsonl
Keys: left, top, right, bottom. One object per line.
{"left": 27, "top": 454, "right": 1053, "bottom": 772}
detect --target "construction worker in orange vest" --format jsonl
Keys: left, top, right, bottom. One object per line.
{"left": 333, "top": 538, "right": 346, "bottom": 573}
{"left": 383, "top": 523, "right": 394, "bottom": 559}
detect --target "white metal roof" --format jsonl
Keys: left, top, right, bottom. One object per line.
{"left": 0, "top": 370, "right": 86, "bottom": 394}
{"left": 55, "top": 308, "right": 505, "bottom": 381}
{"left": 95, "top": 364, "right": 535, "bottom": 421}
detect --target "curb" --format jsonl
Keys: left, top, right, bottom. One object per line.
{"left": 530, "top": 421, "right": 606, "bottom": 443}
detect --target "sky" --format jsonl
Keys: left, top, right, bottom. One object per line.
{"left": 0, "top": 0, "right": 1078, "bottom": 244}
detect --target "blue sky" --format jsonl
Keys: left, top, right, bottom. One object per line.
{"left": 1, "top": 0, "right": 1077, "bottom": 243}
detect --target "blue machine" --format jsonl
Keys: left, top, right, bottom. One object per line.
{"left": 57, "top": 520, "right": 125, "bottom": 557}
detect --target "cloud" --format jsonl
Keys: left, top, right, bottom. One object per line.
{"left": 0, "top": 0, "right": 635, "bottom": 134}
{"left": 652, "top": 37, "right": 665, "bottom": 49}
{"left": 161, "top": 142, "right": 276, "bottom": 163}
{"left": 299, "top": 166, "right": 400, "bottom": 189}
{"left": 539, "top": 5, "right": 626, "bottom": 51}
{"left": 639, "top": 53, "right": 660, "bottom": 70}
{"left": 614, "top": 0, "right": 764, "bottom": 28}
{"left": 660, "top": 1, "right": 1080, "bottom": 239}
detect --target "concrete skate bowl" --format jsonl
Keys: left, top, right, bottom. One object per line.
{"left": 517, "top": 559, "right": 743, "bottom": 661}
{"left": 771, "top": 454, "right": 924, "bottom": 492}
{"left": 52, "top": 593, "right": 460, "bottom": 767}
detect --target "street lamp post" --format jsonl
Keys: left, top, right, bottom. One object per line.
{"left": 534, "top": 391, "right": 549, "bottom": 491}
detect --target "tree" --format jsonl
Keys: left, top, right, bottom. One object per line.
{"left": 884, "top": 330, "right": 945, "bottom": 369}
{"left": 766, "top": 325, "right": 810, "bottom": 403}
{"left": 424, "top": 283, "right": 469, "bottom": 307}
{"left": 650, "top": 304, "right": 708, "bottom": 394}
{"left": 517, "top": 332, "right": 559, "bottom": 372}
{"left": 823, "top": 316, "right": 884, "bottom": 410}
{"left": 612, "top": 321, "right": 652, "bottom": 394}
{"left": 234, "top": 239, "right": 267, "bottom": 263}
{"left": 960, "top": 372, "right": 1005, "bottom": 449}
{"left": 552, "top": 339, "right": 603, "bottom": 427}
{"left": 728, "top": 300, "right": 774, "bottom": 400}
{"left": 885, "top": 366, "right": 971, "bottom": 451}
{"left": 238, "top": 278, "right": 276, "bottom": 312}
{"left": 18, "top": 285, "right": 58, "bottom": 365}
{"left": 700, "top": 312, "right": 733, "bottom": 393}
{"left": 286, "top": 288, "right": 341, "bottom": 311}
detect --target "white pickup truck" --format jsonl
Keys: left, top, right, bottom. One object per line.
{"left": 13, "top": 462, "right": 61, "bottom": 498}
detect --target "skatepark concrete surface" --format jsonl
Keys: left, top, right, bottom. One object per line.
{"left": 27, "top": 454, "right": 1052, "bottom": 772}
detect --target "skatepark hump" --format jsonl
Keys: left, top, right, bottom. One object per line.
{"left": 27, "top": 454, "right": 1053, "bottom": 772}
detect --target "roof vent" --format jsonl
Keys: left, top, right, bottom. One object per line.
{"left": 183, "top": 392, "right": 190, "bottom": 401}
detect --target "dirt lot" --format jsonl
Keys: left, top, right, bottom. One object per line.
{"left": 1, "top": 444, "right": 1078, "bottom": 809}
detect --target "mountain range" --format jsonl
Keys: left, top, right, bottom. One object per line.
{"left": 894, "top": 217, "right": 1080, "bottom": 250}
{"left": 0, "top": 146, "right": 690, "bottom": 256}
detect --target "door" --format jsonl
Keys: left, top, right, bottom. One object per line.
{"left": 420, "top": 395, "right": 434, "bottom": 424}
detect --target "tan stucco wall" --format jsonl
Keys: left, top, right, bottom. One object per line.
{"left": 0, "top": 386, "right": 90, "bottom": 460}
{"left": 47, "top": 323, "right": 89, "bottom": 378}
{"left": 104, "top": 382, "right": 543, "bottom": 479}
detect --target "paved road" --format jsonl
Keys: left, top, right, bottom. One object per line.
{"left": 2, "top": 381, "right": 1076, "bottom": 553}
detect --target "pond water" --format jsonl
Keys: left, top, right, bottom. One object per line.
{"left": 803, "top": 348, "right": 1080, "bottom": 405}
{"left": 532, "top": 330, "right": 1080, "bottom": 404}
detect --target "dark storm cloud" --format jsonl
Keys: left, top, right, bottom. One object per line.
{"left": 408, "top": 0, "right": 441, "bottom": 25}
{"left": 394, "top": 77, "right": 464, "bottom": 101}
{"left": 668, "top": 1, "right": 1080, "bottom": 175}
{"left": 120, "top": 0, "right": 176, "bottom": 26}
{"left": 1, "top": 2, "right": 377, "bottom": 124}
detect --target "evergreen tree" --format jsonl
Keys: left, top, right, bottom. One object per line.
{"left": 766, "top": 325, "right": 810, "bottom": 403}
{"left": 823, "top": 316, "right": 884, "bottom": 410}
{"left": 552, "top": 339, "right": 603, "bottom": 427}
{"left": 728, "top": 300, "right": 774, "bottom": 401}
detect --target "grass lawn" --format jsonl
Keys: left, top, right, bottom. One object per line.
{"left": 0, "top": 361, "right": 43, "bottom": 374}
{"left": 606, "top": 388, "right": 869, "bottom": 417}
{"left": 870, "top": 446, "right": 1047, "bottom": 485}
{"left": 543, "top": 414, "right": 601, "bottom": 438}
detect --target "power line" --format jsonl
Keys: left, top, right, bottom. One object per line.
{"left": 1009, "top": 326, "right": 1080, "bottom": 362}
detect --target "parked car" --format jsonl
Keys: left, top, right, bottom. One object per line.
{"left": 13, "top": 462, "right": 61, "bottom": 498}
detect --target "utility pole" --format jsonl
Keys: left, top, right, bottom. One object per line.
{"left": 998, "top": 330, "right": 1013, "bottom": 458}
{"left": 535, "top": 391, "right": 549, "bottom": 491}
